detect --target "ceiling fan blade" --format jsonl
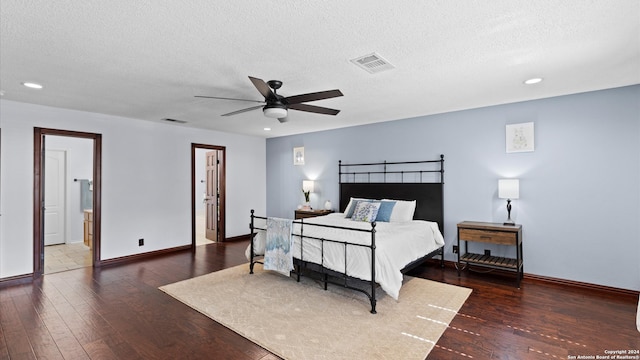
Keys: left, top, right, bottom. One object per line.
{"left": 284, "top": 89, "right": 343, "bottom": 105}
{"left": 249, "top": 76, "right": 276, "bottom": 100}
{"left": 289, "top": 103, "right": 340, "bottom": 116}
{"left": 221, "top": 105, "right": 263, "bottom": 116}
{"left": 195, "top": 95, "right": 264, "bottom": 103}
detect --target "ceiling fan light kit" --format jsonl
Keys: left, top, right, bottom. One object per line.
{"left": 196, "top": 76, "right": 343, "bottom": 123}
{"left": 263, "top": 104, "right": 287, "bottom": 119}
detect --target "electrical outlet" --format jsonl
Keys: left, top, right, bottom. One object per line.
{"left": 484, "top": 249, "right": 491, "bottom": 257}
{"left": 138, "top": 238, "right": 144, "bottom": 246}
{"left": 452, "top": 245, "right": 458, "bottom": 254}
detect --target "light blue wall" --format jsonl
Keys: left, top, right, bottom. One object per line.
{"left": 266, "top": 85, "right": 640, "bottom": 291}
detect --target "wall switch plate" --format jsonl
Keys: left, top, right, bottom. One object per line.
{"left": 138, "top": 238, "right": 144, "bottom": 246}
{"left": 453, "top": 245, "right": 458, "bottom": 254}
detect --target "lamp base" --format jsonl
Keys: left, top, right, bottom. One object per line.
{"left": 504, "top": 199, "right": 515, "bottom": 225}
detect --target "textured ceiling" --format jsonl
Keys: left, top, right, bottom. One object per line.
{"left": 1, "top": 1, "right": 639, "bottom": 138}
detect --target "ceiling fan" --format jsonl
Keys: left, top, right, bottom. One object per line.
{"left": 196, "top": 76, "right": 343, "bottom": 123}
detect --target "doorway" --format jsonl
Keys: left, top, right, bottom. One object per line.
{"left": 34, "top": 128, "right": 102, "bottom": 277}
{"left": 192, "top": 144, "right": 225, "bottom": 245}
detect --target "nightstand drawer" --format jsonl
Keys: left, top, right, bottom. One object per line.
{"left": 459, "top": 228, "right": 516, "bottom": 245}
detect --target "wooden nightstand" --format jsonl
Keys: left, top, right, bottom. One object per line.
{"left": 457, "top": 221, "right": 523, "bottom": 287}
{"left": 294, "top": 209, "right": 333, "bottom": 219}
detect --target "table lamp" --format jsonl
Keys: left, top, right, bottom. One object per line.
{"left": 498, "top": 179, "right": 519, "bottom": 225}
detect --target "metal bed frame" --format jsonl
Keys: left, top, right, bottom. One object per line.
{"left": 249, "top": 155, "right": 445, "bottom": 314}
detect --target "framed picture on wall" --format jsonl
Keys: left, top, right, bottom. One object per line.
{"left": 293, "top": 146, "right": 305, "bottom": 165}
{"left": 506, "top": 122, "right": 535, "bottom": 153}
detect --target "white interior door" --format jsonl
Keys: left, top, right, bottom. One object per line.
{"left": 44, "top": 150, "right": 66, "bottom": 246}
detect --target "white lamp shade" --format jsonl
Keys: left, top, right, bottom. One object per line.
{"left": 302, "top": 180, "right": 314, "bottom": 193}
{"left": 263, "top": 106, "right": 287, "bottom": 118}
{"left": 498, "top": 179, "right": 519, "bottom": 199}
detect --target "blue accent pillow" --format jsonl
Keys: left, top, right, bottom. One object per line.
{"left": 374, "top": 200, "right": 396, "bottom": 222}
{"left": 351, "top": 202, "right": 381, "bottom": 222}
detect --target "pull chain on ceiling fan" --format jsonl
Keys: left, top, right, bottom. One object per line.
{"left": 196, "top": 76, "right": 343, "bottom": 123}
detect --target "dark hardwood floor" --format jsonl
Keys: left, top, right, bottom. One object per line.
{"left": 409, "top": 264, "right": 639, "bottom": 359}
{"left": 1, "top": 240, "right": 638, "bottom": 359}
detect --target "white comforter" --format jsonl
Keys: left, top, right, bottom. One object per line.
{"left": 246, "top": 213, "right": 445, "bottom": 300}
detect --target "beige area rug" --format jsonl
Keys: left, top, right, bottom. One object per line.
{"left": 159, "top": 263, "right": 472, "bottom": 360}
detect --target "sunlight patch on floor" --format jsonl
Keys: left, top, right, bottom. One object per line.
{"left": 428, "top": 303, "right": 459, "bottom": 313}
{"left": 400, "top": 332, "right": 436, "bottom": 344}
{"left": 434, "top": 344, "right": 474, "bottom": 358}
{"left": 528, "top": 347, "right": 562, "bottom": 358}
{"left": 506, "top": 325, "right": 587, "bottom": 347}
{"left": 416, "top": 315, "right": 449, "bottom": 326}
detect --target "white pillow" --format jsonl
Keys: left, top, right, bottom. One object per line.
{"left": 244, "top": 230, "right": 266, "bottom": 260}
{"left": 383, "top": 199, "right": 416, "bottom": 222}
{"left": 343, "top": 197, "right": 355, "bottom": 214}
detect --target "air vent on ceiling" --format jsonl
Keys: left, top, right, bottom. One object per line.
{"left": 162, "top": 118, "right": 187, "bottom": 124}
{"left": 350, "top": 52, "right": 395, "bottom": 74}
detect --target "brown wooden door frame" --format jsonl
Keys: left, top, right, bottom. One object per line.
{"left": 33, "top": 128, "right": 102, "bottom": 277}
{"left": 191, "top": 143, "right": 225, "bottom": 245}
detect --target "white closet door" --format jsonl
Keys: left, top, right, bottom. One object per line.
{"left": 44, "top": 150, "right": 66, "bottom": 246}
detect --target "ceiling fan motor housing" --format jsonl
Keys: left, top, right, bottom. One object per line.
{"left": 267, "top": 80, "right": 283, "bottom": 91}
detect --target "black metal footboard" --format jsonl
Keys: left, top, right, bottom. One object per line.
{"left": 249, "top": 210, "right": 443, "bottom": 314}
{"left": 250, "top": 210, "right": 378, "bottom": 313}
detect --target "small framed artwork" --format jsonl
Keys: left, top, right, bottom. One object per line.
{"left": 506, "top": 122, "right": 535, "bottom": 153}
{"left": 293, "top": 146, "right": 305, "bottom": 165}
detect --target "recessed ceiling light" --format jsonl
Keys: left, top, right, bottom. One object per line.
{"left": 22, "top": 82, "right": 43, "bottom": 89}
{"left": 524, "top": 78, "right": 543, "bottom": 85}
{"left": 264, "top": 127, "right": 271, "bottom": 131}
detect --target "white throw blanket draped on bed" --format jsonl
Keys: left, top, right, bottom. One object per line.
{"left": 263, "top": 217, "right": 294, "bottom": 276}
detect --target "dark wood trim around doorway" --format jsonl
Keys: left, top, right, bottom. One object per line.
{"left": 33, "top": 128, "right": 102, "bottom": 278}
{"left": 191, "top": 143, "right": 226, "bottom": 245}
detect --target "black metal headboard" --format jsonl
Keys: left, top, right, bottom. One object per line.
{"left": 338, "top": 155, "right": 444, "bottom": 233}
